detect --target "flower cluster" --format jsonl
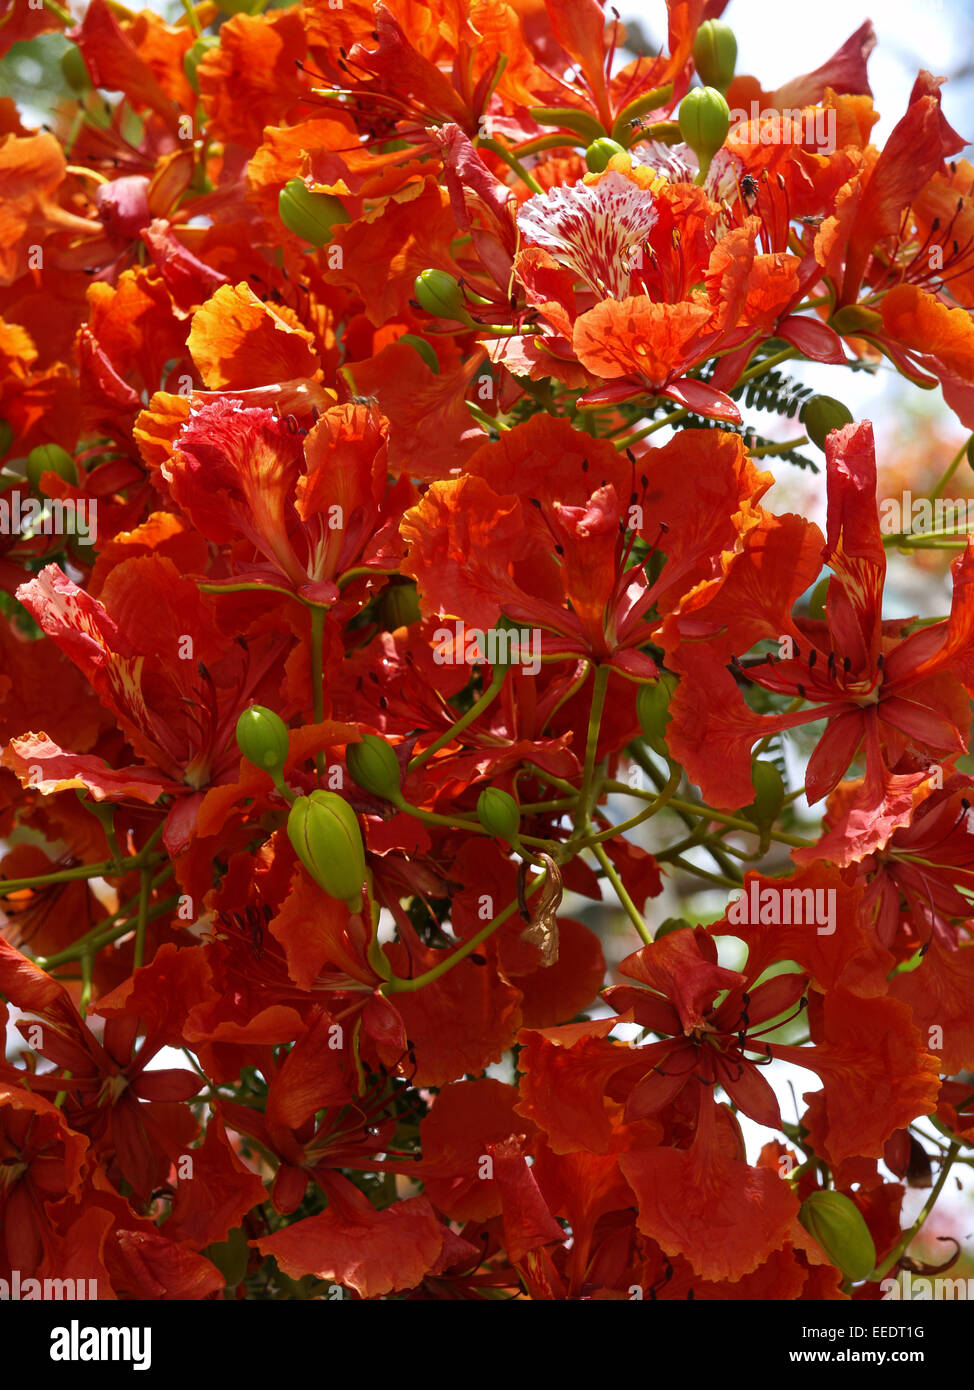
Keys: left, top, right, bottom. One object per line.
{"left": 0, "top": 0, "right": 973, "bottom": 1301}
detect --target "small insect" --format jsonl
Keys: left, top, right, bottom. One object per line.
{"left": 740, "top": 173, "right": 758, "bottom": 202}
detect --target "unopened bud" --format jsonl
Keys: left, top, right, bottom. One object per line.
{"left": 236, "top": 705, "right": 290, "bottom": 776}
{"left": 636, "top": 673, "right": 678, "bottom": 755}
{"left": 413, "top": 269, "right": 470, "bottom": 323}
{"left": 60, "top": 46, "right": 91, "bottom": 93}
{"left": 184, "top": 35, "right": 221, "bottom": 92}
{"left": 380, "top": 579, "right": 422, "bottom": 630}
{"left": 743, "top": 759, "right": 784, "bottom": 827}
{"left": 476, "top": 787, "right": 521, "bottom": 845}
{"left": 800, "top": 395, "right": 854, "bottom": 451}
{"left": 346, "top": 734, "right": 403, "bottom": 803}
{"left": 585, "top": 137, "right": 626, "bottom": 172}
{"left": 278, "top": 179, "right": 349, "bottom": 246}
{"left": 287, "top": 791, "right": 366, "bottom": 912}
{"left": 397, "top": 334, "right": 439, "bottom": 374}
{"left": 655, "top": 917, "right": 692, "bottom": 940}
{"left": 678, "top": 86, "right": 730, "bottom": 182}
{"left": 798, "top": 1190, "right": 876, "bottom": 1282}
{"left": 25, "top": 443, "right": 78, "bottom": 492}
{"left": 829, "top": 304, "right": 883, "bottom": 336}
{"left": 807, "top": 575, "right": 830, "bottom": 621}
{"left": 692, "top": 21, "right": 738, "bottom": 93}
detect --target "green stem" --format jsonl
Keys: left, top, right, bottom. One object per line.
{"left": 883, "top": 532, "right": 969, "bottom": 549}
{"left": 750, "top": 435, "right": 808, "bottom": 457}
{"left": 576, "top": 764, "right": 682, "bottom": 849}
{"left": 43, "top": 0, "right": 73, "bottom": 22}
{"left": 382, "top": 871, "right": 547, "bottom": 993}
{"left": 392, "top": 798, "right": 554, "bottom": 849}
{"left": 590, "top": 837, "right": 652, "bottom": 945}
{"left": 35, "top": 865, "right": 174, "bottom": 969}
{"left": 654, "top": 793, "right": 814, "bottom": 848}
{"left": 409, "top": 666, "right": 507, "bottom": 771}
{"left": 178, "top": 0, "right": 203, "bottom": 35}
{"left": 467, "top": 401, "right": 507, "bottom": 432}
{"left": 670, "top": 855, "right": 743, "bottom": 890}
{"left": 134, "top": 869, "right": 151, "bottom": 970}
{"left": 336, "top": 566, "right": 397, "bottom": 591}
{"left": 478, "top": 137, "right": 544, "bottom": 194}
{"left": 870, "top": 1142, "right": 960, "bottom": 1281}
{"left": 736, "top": 346, "right": 798, "bottom": 384}
{"left": 198, "top": 581, "right": 298, "bottom": 599}
{"left": 575, "top": 665, "right": 609, "bottom": 827}
{"left": 931, "top": 434, "right": 974, "bottom": 500}
{"left": 86, "top": 894, "right": 180, "bottom": 960}
{"left": 627, "top": 746, "right": 738, "bottom": 881}
{"left": 0, "top": 856, "right": 145, "bottom": 895}
{"left": 309, "top": 606, "right": 326, "bottom": 777}
{"left": 79, "top": 953, "right": 93, "bottom": 1016}
{"left": 523, "top": 765, "right": 580, "bottom": 797}
{"left": 614, "top": 408, "right": 689, "bottom": 452}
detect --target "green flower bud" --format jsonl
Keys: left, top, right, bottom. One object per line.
{"left": 654, "top": 917, "right": 692, "bottom": 941}
{"left": 637, "top": 673, "right": 678, "bottom": 754}
{"left": 380, "top": 579, "right": 422, "bottom": 631}
{"left": 800, "top": 395, "right": 854, "bottom": 451}
{"left": 287, "top": 790, "right": 366, "bottom": 912}
{"left": 610, "top": 84, "right": 674, "bottom": 144}
{"left": 184, "top": 35, "right": 221, "bottom": 93}
{"left": 528, "top": 106, "right": 606, "bottom": 145}
{"left": 25, "top": 443, "right": 78, "bottom": 493}
{"left": 678, "top": 86, "right": 730, "bottom": 181}
{"left": 798, "top": 1191, "right": 877, "bottom": 1282}
{"left": 203, "top": 1226, "right": 250, "bottom": 1290}
{"left": 476, "top": 787, "right": 521, "bottom": 845}
{"left": 585, "top": 137, "right": 627, "bottom": 172}
{"left": 346, "top": 734, "right": 403, "bottom": 803}
{"left": 413, "top": 269, "right": 470, "bottom": 323}
{"left": 806, "top": 575, "right": 830, "bottom": 622}
{"left": 236, "top": 705, "right": 290, "bottom": 775}
{"left": 278, "top": 179, "right": 349, "bottom": 247}
{"left": 743, "top": 759, "right": 784, "bottom": 827}
{"left": 397, "top": 334, "right": 439, "bottom": 374}
{"left": 60, "top": 46, "right": 91, "bottom": 93}
{"left": 692, "top": 21, "right": 738, "bottom": 93}
{"left": 829, "top": 304, "right": 883, "bottom": 337}
{"left": 0, "top": 420, "right": 13, "bottom": 458}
